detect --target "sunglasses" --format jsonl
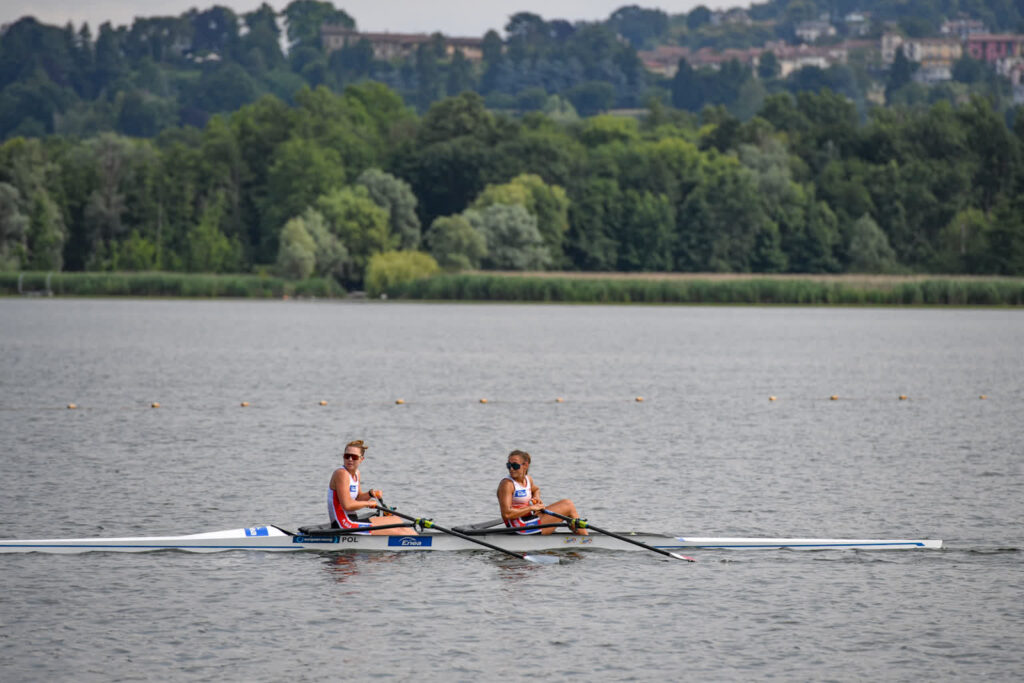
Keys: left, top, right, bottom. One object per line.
{"left": 343, "top": 453, "right": 362, "bottom": 460}
{"left": 506, "top": 462, "right": 524, "bottom": 470}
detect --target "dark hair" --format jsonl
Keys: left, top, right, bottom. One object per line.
{"left": 508, "top": 449, "right": 531, "bottom": 465}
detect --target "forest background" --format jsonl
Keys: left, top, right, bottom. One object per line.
{"left": 2, "top": 0, "right": 1024, "bottom": 293}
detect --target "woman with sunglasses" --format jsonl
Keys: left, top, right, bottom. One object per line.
{"left": 497, "top": 449, "right": 588, "bottom": 535}
{"left": 328, "top": 440, "right": 415, "bottom": 535}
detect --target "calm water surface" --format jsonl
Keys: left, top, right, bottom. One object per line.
{"left": 1, "top": 299, "right": 1022, "bottom": 681}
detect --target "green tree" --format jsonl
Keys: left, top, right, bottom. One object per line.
{"left": 677, "top": 154, "right": 767, "bottom": 271}
{"left": 566, "top": 177, "right": 622, "bottom": 271}
{"left": 356, "top": 168, "right": 421, "bottom": 249}
{"left": 935, "top": 208, "right": 991, "bottom": 273}
{"left": 25, "top": 190, "right": 66, "bottom": 270}
{"left": 260, "top": 136, "right": 347, "bottom": 260}
{"left": 283, "top": 1, "right": 353, "bottom": 51}
{"left": 0, "top": 183, "right": 28, "bottom": 269}
{"left": 471, "top": 173, "right": 570, "bottom": 265}
{"left": 464, "top": 203, "right": 550, "bottom": 270}
{"left": 364, "top": 250, "right": 440, "bottom": 297}
{"left": 617, "top": 190, "right": 674, "bottom": 271}
{"left": 885, "top": 47, "right": 916, "bottom": 103}
{"left": 185, "top": 193, "right": 242, "bottom": 273}
{"left": 758, "top": 51, "right": 780, "bottom": 80}
{"left": 314, "top": 185, "right": 390, "bottom": 282}
{"left": 302, "top": 208, "right": 348, "bottom": 279}
{"left": 277, "top": 213, "right": 317, "bottom": 279}
{"left": 845, "top": 214, "right": 897, "bottom": 273}
{"left": 112, "top": 229, "right": 158, "bottom": 271}
{"left": 566, "top": 81, "right": 616, "bottom": 117}
{"left": 424, "top": 214, "right": 487, "bottom": 271}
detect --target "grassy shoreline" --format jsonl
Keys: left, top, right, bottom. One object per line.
{"left": 0, "top": 271, "right": 344, "bottom": 299}
{"left": 4, "top": 270, "right": 1024, "bottom": 305}
{"left": 386, "top": 272, "right": 1024, "bottom": 306}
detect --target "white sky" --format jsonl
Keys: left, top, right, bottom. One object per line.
{"left": 3, "top": 1, "right": 741, "bottom": 36}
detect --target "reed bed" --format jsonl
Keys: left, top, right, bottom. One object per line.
{"left": 0, "top": 272, "right": 344, "bottom": 298}
{"left": 386, "top": 273, "right": 1024, "bottom": 306}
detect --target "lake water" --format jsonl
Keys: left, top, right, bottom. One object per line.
{"left": 1, "top": 299, "right": 1022, "bottom": 681}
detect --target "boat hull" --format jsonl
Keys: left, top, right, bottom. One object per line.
{"left": 0, "top": 525, "right": 943, "bottom": 554}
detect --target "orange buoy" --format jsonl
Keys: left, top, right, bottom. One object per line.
{"left": 395, "top": 399, "right": 405, "bottom": 405}
{"left": 67, "top": 403, "right": 77, "bottom": 410}
{"left": 555, "top": 397, "right": 564, "bottom": 403}
{"left": 240, "top": 401, "right": 249, "bottom": 407}
{"left": 479, "top": 398, "right": 488, "bottom": 404}
{"left": 151, "top": 402, "right": 160, "bottom": 408}
{"left": 635, "top": 396, "right": 644, "bottom": 402}
{"left": 979, "top": 395, "right": 987, "bottom": 400}
{"left": 319, "top": 400, "right": 328, "bottom": 406}
{"left": 768, "top": 396, "right": 777, "bottom": 401}
{"left": 899, "top": 395, "right": 908, "bottom": 401}
{"left": 830, "top": 395, "right": 839, "bottom": 401}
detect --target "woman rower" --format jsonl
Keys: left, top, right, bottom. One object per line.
{"left": 497, "top": 449, "right": 588, "bottom": 535}
{"left": 328, "top": 440, "right": 415, "bottom": 535}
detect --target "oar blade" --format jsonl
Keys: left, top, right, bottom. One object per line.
{"left": 669, "top": 552, "right": 696, "bottom": 562}
{"left": 523, "top": 554, "right": 560, "bottom": 565}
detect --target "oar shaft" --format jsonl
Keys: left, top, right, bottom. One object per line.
{"left": 543, "top": 509, "right": 691, "bottom": 561}
{"left": 377, "top": 504, "right": 533, "bottom": 561}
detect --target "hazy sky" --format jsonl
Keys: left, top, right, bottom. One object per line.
{"left": 4, "top": 1, "right": 740, "bottom": 36}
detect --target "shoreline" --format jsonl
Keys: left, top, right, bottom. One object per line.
{"left": 4, "top": 270, "right": 1024, "bottom": 306}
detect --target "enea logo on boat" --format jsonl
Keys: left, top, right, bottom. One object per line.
{"left": 388, "top": 536, "right": 432, "bottom": 547}
{"left": 245, "top": 526, "right": 269, "bottom": 536}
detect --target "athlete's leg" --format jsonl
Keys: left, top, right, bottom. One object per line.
{"left": 367, "top": 513, "right": 416, "bottom": 535}
{"left": 537, "top": 499, "right": 588, "bottom": 535}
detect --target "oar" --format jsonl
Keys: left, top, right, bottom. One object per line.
{"left": 543, "top": 509, "right": 695, "bottom": 562}
{"left": 373, "top": 499, "right": 558, "bottom": 565}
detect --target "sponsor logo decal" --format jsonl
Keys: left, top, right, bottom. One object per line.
{"left": 293, "top": 535, "right": 342, "bottom": 544}
{"left": 245, "top": 526, "right": 269, "bottom": 537}
{"left": 388, "top": 536, "right": 433, "bottom": 547}
{"left": 562, "top": 537, "right": 594, "bottom": 545}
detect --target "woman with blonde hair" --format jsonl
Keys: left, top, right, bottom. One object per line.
{"left": 328, "top": 440, "right": 414, "bottom": 535}
{"left": 497, "top": 449, "right": 587, "bottom": 535}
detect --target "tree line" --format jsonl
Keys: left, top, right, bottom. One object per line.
{"left": 2, "top": 1, "right": 1023, "bottom": 142}
{"left": 2, "top": 82, "right": 1022, "bottom": 279}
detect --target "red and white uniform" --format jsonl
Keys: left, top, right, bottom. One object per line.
{"left": 328, "top": 469, "right": 372, "bottom": 531}
{"left": 502, "top": 475, "right": 541, "bottom": 534}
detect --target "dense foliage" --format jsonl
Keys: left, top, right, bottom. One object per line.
{"left": 2, "top": 1, "right": 1022, "bottom": 140}
{"left": 1, "top": 2, "right": 1023, "bottom": 280}
{"left": 1, "top": 83, "right": 1022, "bottom": 279}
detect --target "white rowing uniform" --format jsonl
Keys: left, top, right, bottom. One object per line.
{"left": 502, "top": 475, "right": 541, "bottom": 534}
{"left": 329, "top": 469, "right": 372, "bottom": 531}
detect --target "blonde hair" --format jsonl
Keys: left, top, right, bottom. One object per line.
{"left": 345, "top": 440, "right": 367, "bottom": 455}
{"left": 508, "top": 449, "right": 531, "bottom": 465}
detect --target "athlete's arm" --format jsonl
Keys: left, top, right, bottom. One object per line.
{"left": 498, "top": 480, "right": 542, "bottom": 519}
{"left": 333, "top": 469, "right": 377, "bottom": 512}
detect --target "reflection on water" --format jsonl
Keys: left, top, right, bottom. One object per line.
{"left": 321, "top": 552, "right": 403, "bottom": 583}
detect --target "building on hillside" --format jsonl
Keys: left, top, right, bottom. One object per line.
{"left": 964, "top": 34, "right": 1024, "bottom": 63}
{"left": 882, "top": 33, "right": 961, "bottom": 82}
{"left": 638, "top": 40, "right": 869, "bottom": 79}
{"left": 795, "top": 20, "right": 837, "bottom": 44}
{"left": 321, "top": 25, "right": 485, "bottom": 62}
{"left": 941, "top": 18, "right": 987, "bottom": 40}
{"left": 638, "top": 46, "right": 690, "bottom": 78}
{"left": 843, "top": 12, "right": 871, "bottom": 37}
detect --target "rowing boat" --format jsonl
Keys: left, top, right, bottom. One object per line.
{"left": 0, "top": 524, "right": 943, "bottom": 554}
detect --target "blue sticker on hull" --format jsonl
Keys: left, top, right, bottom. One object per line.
{"left": 245, "top": 526, "right": 269, "bottom": 536}
{"left": 388, "top": 536, "right": 433, "bottom": 547}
